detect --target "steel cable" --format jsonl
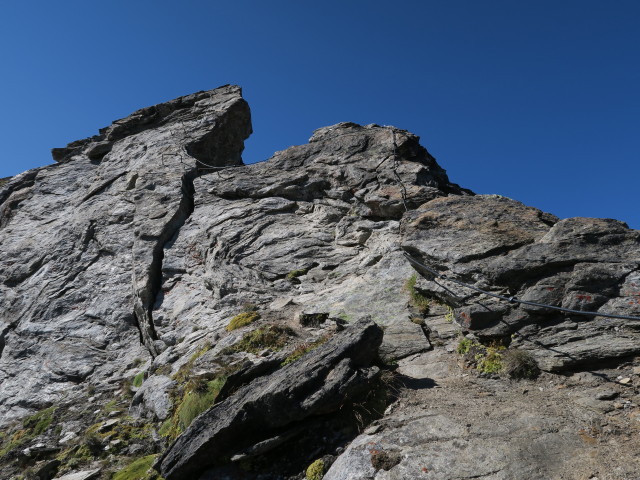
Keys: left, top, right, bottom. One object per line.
{"left": 404, "top": 252, "right": 640, "bottom": 321}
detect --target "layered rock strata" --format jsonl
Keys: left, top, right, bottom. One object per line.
{"left": 0, "top": 85, "right": 638, "bottom": 480}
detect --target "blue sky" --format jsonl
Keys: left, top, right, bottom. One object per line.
{"left": 1, "top": 1, "right": 638, "bottom": 229}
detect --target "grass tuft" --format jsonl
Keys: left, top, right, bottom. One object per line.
{"left": 226, "top": 311, "right": 260, "bottom": 331}
{"left": 172, "top": 343, "right": 212, "bottom": 384}
{"left": 223, "top": 325, "right": 293, "bottom": 355}
{"left": 502, "top": 349, "right": 540, "bottom": 379}
{"left": 159, "top": 376, "right": 226, "bottom": 441}
{"left": 404, "top": 274, "right": 431, "bottom": 314}
{"left": 23, "top": 406, "right": 57, "bottom": 436}
{"left": 112, "top": 454, "right": 163, "bottom": 480}
{"left": 281, "top": 335, "right": 331, "bottom": 367}
{"left": 133, "top": 372, "right": 145, "bottom": 388}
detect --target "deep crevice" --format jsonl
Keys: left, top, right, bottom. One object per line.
{"left": 0, "top": 322, "right": 18, "bottom": 360}
{"left": 132, "top": 311, "right": 145, "bottom": 345}
{"left": 135, "top": 170, "right": 197, "bottom": 355}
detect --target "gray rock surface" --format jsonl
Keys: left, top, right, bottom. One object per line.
{"left": 54, "top": 469, "right": 101, "bottom": 480}
{"left": 129, "top": 375, "right": 176, "bottom": 421}
{"left": 324, "top": 346, "right": 640, "bottom": 480}
{"left": 1, "top": 85, "right": 639, "bottom": 480}
{"left": 0, "top": 85, "right": 250, "bottom": 425}
{"left": 402, "top": 197, "right": 640, "bottom": 371}
{"left": 378, "top": 320, "right": 431, "bottom": 362}
{"left": 158, "top": 317, "right": 383, "bottom": 480}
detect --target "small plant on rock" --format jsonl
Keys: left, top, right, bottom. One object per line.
{"left": 444, "top": 305, "right": 455, "bottom": 323}
{"left": 132, "top": 372, "right": 145, "bottom": 388}
{"left": 306, "top": 458, "right": 325, "bottom": 480}
{"left": 281, "top": 335, "right": 331, "bottom": 367}
{"left": 456, "top": 337, "right": 474, "bottom": 354}
{"left": 502, "top": 349, "right": 540, "bottom": 380}
{"left": 287, "top": 268, "right": 309, "bottom": 282}
{"left": 476, "top": 345, "right": 504, "bottom": 374}
{"left": 457, "top": 338, "right": 506, "bottom": 375}
{"left": 404, "top": 274, "right": 431, "bottom": 314}
{"left": 223, "top": 325, "right": 294, "bottom": 355}
{"left": 226, "top": 311, "right": 260, "bottom": 331}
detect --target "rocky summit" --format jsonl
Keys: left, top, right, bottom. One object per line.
{"left": 0, "top": 85, "right": 638, "bottom": 480}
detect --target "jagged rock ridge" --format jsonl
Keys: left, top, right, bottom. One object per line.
{"left": 0, "top": 86, "right": 638, "bottom": 480}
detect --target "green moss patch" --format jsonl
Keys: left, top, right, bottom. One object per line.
{"left": 0, "top": 406, "right": 58, "bottom": 458}
{"left": 223, "top": 325, "right": 293, "bottom": 355}
{"left": 226, "top": 311, "right": 260, "bottom": 331}
{"left": 159, "top": 376, "right": 226, "bottom": 441}
{"left": 287, "top": 268, "right": 310, "bottom": 281}
{"left": 306, "top": 458, "right": 325, "bottom": 480}
{"left": 112, "top": 454, "right": 163, "bottom": 480}
{"left": 133, "top": 372, "right": 145, "bottom": 388}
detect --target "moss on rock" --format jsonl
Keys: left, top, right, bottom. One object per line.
{"left": 112, "top": 454, "right": 163, "bottom": 480}
{"left": 159, "top": 376, "right": 227, "bottom": 441}
{"left": 306, "top": 458, "right": 325, "bottom": 480}
{"left": 226, "top": 311, "right": 260, "bottom": 331}
{"left": 223, "top": 325, "right": 293, "bottom": 355}
{"left": 133, "top": 372, "right": 145, "bottom": 388}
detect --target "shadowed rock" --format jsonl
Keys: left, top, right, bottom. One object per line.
{"left": 157, "top": 317, "right": 383, "bottom": 480}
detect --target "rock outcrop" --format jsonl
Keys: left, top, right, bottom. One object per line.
{"left": 403, "top": 198, "right": 640, "bottom": 371}
{"left": 0, "top": 85, "right": 638, "bottom": 480}
{"left": 158, "top": 317, "right": 383, "bottom": 480}
{"left": 0, "top": 85, "right": 251, "bottom": 424}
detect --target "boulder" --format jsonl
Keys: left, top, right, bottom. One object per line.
{"left": 157, "top": 318, "right": 383, "bottom": 480}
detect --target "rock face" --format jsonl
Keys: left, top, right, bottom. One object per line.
{"left": 158, "top": 318, "right": 383, "bottom": 480}
{"left": 1, "top": 85, "right": 639, "bottom": 480}
{"left": 402, "top": 198, "right": 640, "bottom": 371}
{"left": 0, "top": 85, "right": 251, "bottom": 424}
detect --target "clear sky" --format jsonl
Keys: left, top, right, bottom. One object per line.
{"left": 1, "top": 1, "right": 638, "bottom": 229}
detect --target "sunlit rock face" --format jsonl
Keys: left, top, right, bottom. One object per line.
{"left": 1, "top": 86, "right": 638, "bottom": 480}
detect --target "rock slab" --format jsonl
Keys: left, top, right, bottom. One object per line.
{"left": 157, "top": 318, "right": 383, "bottom": 480}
